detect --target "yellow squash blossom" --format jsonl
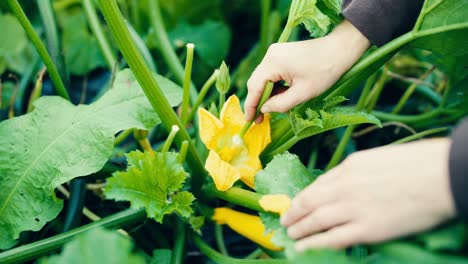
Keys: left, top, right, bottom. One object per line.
{"left": 198, "top": 95, "right": 271, "bottom": 191}
{"left": 213, "top": 207, "right": 282, "bottom": 251}
{"left": 259, "top": 194, "right": 292, "bottom": 215}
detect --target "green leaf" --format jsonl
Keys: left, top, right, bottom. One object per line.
{"left": 289, "top": 97, "right": 381, "bottom": 140}
{"left": 0, "top": 69, "right": 181, "bottom": 249}
{"left": 0, "top": 14, "right": 27, "bottom": 56}
{"left": 167, "top": 20, "right": 231, "bottom": 67}
{"left": 255, "top": 153, "right": 321, "bottom": 257}
{"left": 59, "top": 11, "right": 106, "bottom": 75}
{"left": 287, "top": 0, "right": 340, "bottom": 37}
{"left": 412, "top": 0, "right": 468, "bottom": 57}
{"left": 291, "top": 249, "right": 355, "bottom": 264}
{"left": 150, "top": 249, "right": 172, "bottom": 264}
{"left": 39, "top": 228, "right": 146, "bottom": 264}
{"left": 417, "top": 223, "right": 467, "bottom": 252}
{"left": 104, "top": 150, "right": 195, "bottom": 223}
{"left": 188, "top": 215, "right": 205, "bottom": 235}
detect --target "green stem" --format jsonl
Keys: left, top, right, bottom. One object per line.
{"left": 266, "top": 135, "right": 299, "bottom": 160}
{"left": 97, "top": 0, "right": 206, "bottom": 196}
{"left": 219, "top": 92, "right": 226, "bottom": 113}
{"left": 178, "top": 140, "right": 189, "bottom": 164}
{"left": 171, "top": 219, "right": 186, "bottom": 264}
{"left": 365, "top": 67, "right": 388, "bottom": 112}
{"left": 162, "top": 125, "right": 180, "bottom": 153}
{"left": 114, "top": 128, "right": 133, "bottom": 146}
{"left": 192, "top": 234, "right": 287, "bottom": 264}
{"left": 390, "top": 127, "right": 448, "bottom": 145}
{"left": 372, "top": 108, "right": 443, "bottom": 124}
{"left": 37, "top": 0, "right": 69, "bottom": 86}
{"left": 326, "top": 72, "right": 378, "bottom": 169}
{"left": 184, "top": 69, "right": 219, "bottom": 125}
{"left": 246, "top": 248, "right": 264, "bottom": 259}
{"left": 240, "top": 81, "right": 274, "bottom": 137}
{"left": 82, "top": 0, "right": 118, "bottom": 70}
{"left": 0, "top": 208, "right": 146, "bottom": 264}
{"left": 392, "top": 67, "right": 435, "bottom": 114}
{"left": 127, "top": 22, "right": 158, "bottom": 72}
{"left": 148, "top": 0, "right": 198, "bottom": 103}
{"left": 215, "top": 224, "right": 229, "bottom": 256}
{"left": 205, "top": 186, "right": 264, "bottom": 212}
{"left": 181, "top": 43, "right": 195, "bottom": 122}
{"left": 7, "top": 0, "right": 70, "bottom": 100}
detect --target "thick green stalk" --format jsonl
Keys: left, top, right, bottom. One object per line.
{"left": 0, "top": 208, "right": 146, "bottom": 264}
{"left": 171, "top": 219, "right": 186, "bottom": 264}
{"left": 192, "top": 234, "right": 287, "bottom": 264}
{"left": 266, "top": 135, "right": 299, "bottom": 160}
{"left": 185, "top": 69, "right": 219, "bottom": 125}
{"left": 7, "top": 0, "right": 70, "bottom": 100}
{"left": 390, "top": 127, "right": 448, "bottom": 145}
{"left": 326, "top": 73, "right": 378, "bottom": 169}
{"left": 372, "top": 108, "right": 443, "bottom": 124}
{"left": 97, "top": 0, "right": 206, "bottom": 195}
{"left": 205, "top": 186, "right": 264, "bottom": 212}
{"left": 37, "top": 0, "right": 69, "bottom": 86}
{"left": 181, "top": 43, "right": 195, "bottom": 122}
{"left": 82, "top": 0, "right": 118, "bottom": 70}
{"left": 365, "top": 67, "right": 388, "bottom": 112}
{"left": 148, "top": 0, "right": 198, "bottom": 103}
{"left": 127, "top": 23, "right": 158, "bottom": 72}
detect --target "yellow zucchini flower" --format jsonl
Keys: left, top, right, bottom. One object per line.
{"left": 259, "top": 194, "right": 292, "bottom": 215}
{"left": 213, "top": 207, "right": 282, "bottom": 251}
{"left": 198, "top": 95, "right": 271, "bottom": 191}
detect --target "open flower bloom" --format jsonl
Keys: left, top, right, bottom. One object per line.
{"left": 259, "top": 194, "right": 292, "bottom": 215}
{"left": 213, "top": 207, "right": 282, "bottom": 251}
{"left": 198, "top": 95, "right": 271, "bottom": 191}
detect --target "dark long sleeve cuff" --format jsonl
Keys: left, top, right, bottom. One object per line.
{"left": 341, "top": 0, "right": 424, "bottom": 46}
{"left": 450, "top": 118, "right": 468, "bottom": 219}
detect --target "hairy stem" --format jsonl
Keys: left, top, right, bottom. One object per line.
{"left": 390, "top": 127, "right": 448, "bottom": 145}
{"left": 7, "top": 0, "right": 70, "bottom": 100}
{"left": 181, "top": 44, "right": 195, "bottom": 122}
{"left": 97, "top": 0, "right": 206, "bottom": 195}
{"left": 205, "top": 186, "right": 264, "bottom": 212}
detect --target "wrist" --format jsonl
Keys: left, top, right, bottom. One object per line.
{"left": 328, "top": 19, "right": 370, "bottom": 60}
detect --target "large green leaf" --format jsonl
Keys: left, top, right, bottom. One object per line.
{"left": 104, "top": 151, "right": 195, "bottom": 223}
{"left": 289, "top": 97, "right": 381, "bottom": 140}
{"left": 0, "top": 69, "right": 182, "bottom": 249}
{"left": 167, "top": 20, "right": 231, "bottom": 67}
{"left": 255, "top": 153, "right": 321, "bottom": 258}
{"left": 39, "top": 228, "right": 146, "bottom": 264}
{"left": 411, "top": 0, "right": 468, "bottom": 57}
{"left": 59, "top": 11, "right": 107, "bottom": 75}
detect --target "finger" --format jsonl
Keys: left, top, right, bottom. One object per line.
{"left": 281, "top": 168, "right": 342, "bottom": 227}
{"left": 260, "top": 81, "right": 311, "bottom": 113}
{"left": 255, "top": 114, "right": 264, "bottom": 124}
{"left": 295, "top": 223, "right": 365, "bottom": 251}
{"left": 245, "top": 66, "right": 281, "bottom": 121}
{"left": 287, "top": 203, "right": 350, "bottom": 240}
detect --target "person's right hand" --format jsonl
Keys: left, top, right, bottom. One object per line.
{"left": 244, "top": 20, "right": 371, "bottom": 122}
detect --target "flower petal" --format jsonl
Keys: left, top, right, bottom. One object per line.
{"left": 198, "top": 108, "right": 223, "bottom": 150}
{"left": 205, "top": 151, "right": 240, "bottom": 191}
{"left": 220, "top": 95, "right": 245, "bottom": 131}
{"left": 231, "top": 151, "right": 261, "bottom": 189}
{"left": 259, "top": 194, "right": 292, "bottom": 215}
{"left": 244, "top": 114, "right": 271, "bottom": 156}
{"left": 213, "top": 208, "right": 283, "bottom": 251}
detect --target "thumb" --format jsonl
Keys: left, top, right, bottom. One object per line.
{"left": 260, "top": 83, "right": 306, "bottom": 113}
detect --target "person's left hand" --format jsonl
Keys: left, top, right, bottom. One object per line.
{"left": 280, "top": 138, "right": 456, "bottom": 252}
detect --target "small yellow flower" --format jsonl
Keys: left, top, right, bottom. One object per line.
{"left": 213, "top": 207, "right": 282, "bottom": 251}
{"left": 259, "top": 194, "right": 292, "bottom": 215}
{"left": 198, "top": 95, "right": 271, "bottom": 191}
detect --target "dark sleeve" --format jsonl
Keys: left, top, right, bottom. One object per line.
{"left": 341, "top": 0, "right": 424, "bottom": 46}
{"left": 449, "top": 118, "right": 468, "bottom": 219}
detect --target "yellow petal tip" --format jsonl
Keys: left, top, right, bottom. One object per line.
{"left": 259, "top": 194, "right": 292, "bottom": 215}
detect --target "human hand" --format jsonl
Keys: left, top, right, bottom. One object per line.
{"left": 280, "top": 139, "right": 456, "bottom": 251}
{"left": 244, "top": 20, "right": 370, "bottom": 122}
